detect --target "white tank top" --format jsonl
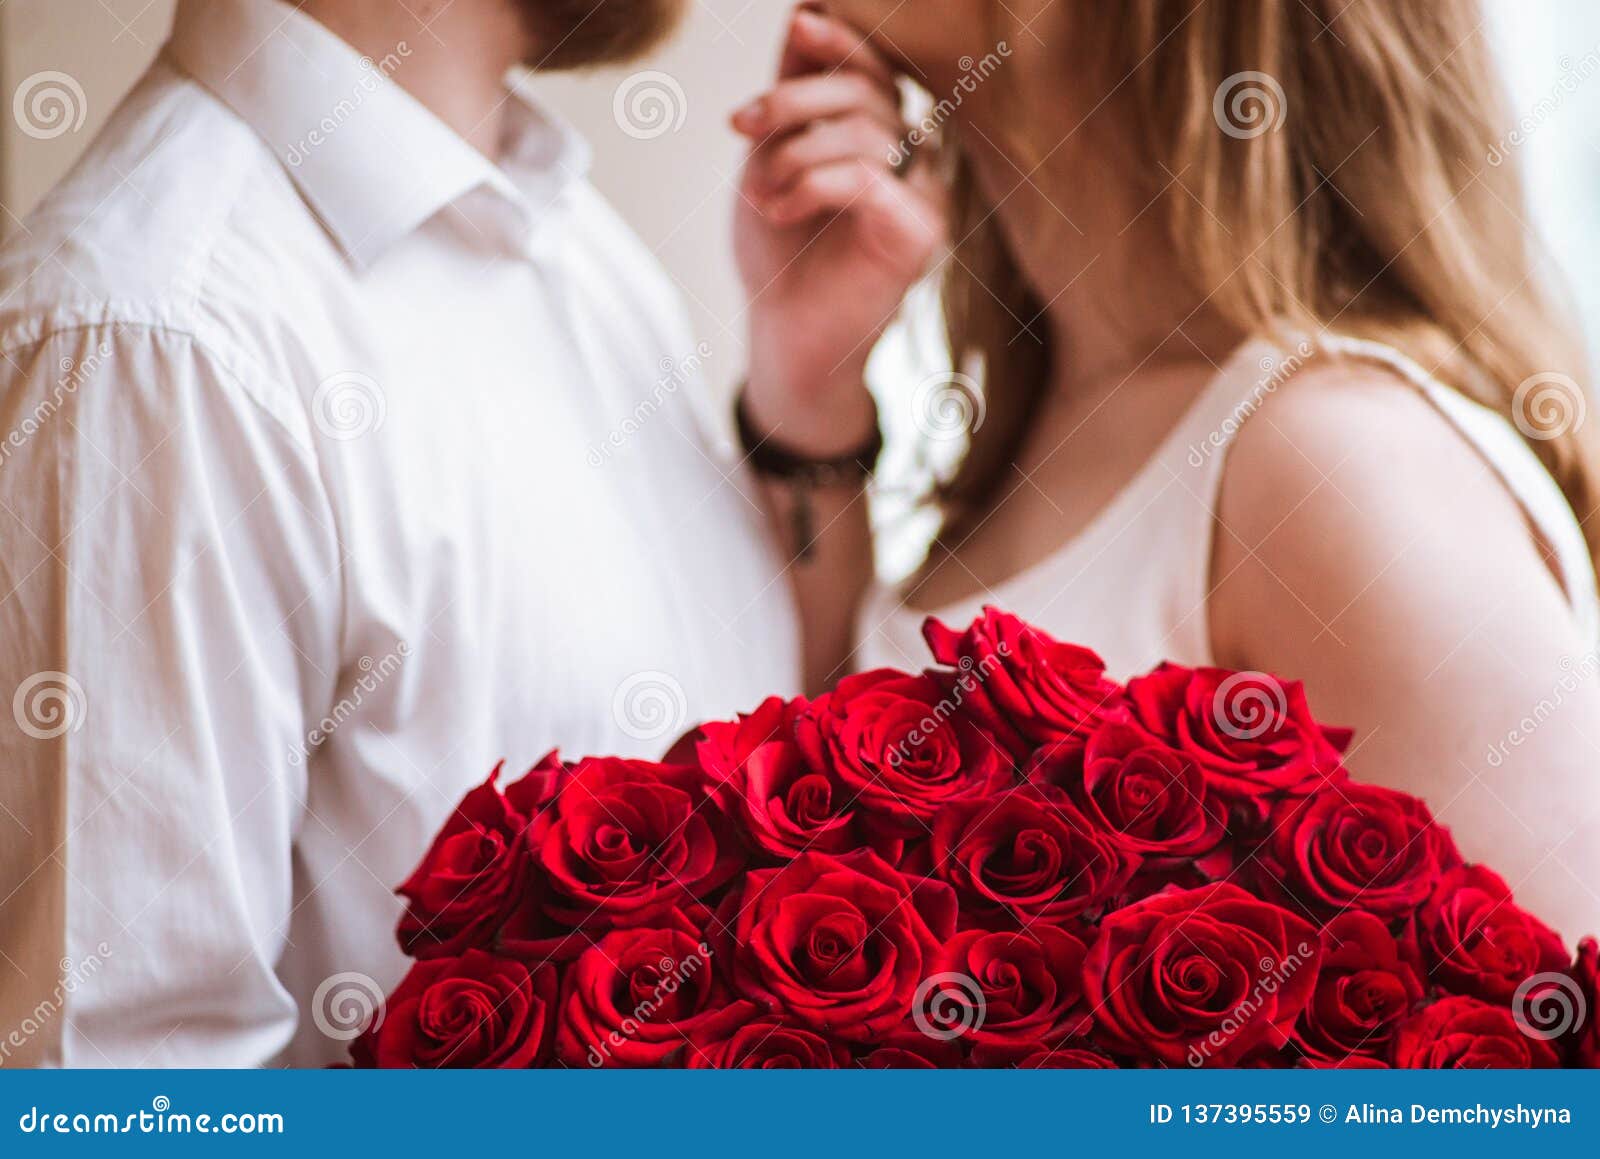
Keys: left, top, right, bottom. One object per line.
{"left": 856, "top": 334, "right": 1600, "bottom": 680}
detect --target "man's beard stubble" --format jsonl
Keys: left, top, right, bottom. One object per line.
{"left": 516, "top": 0, "right": 691, "bottom": 70}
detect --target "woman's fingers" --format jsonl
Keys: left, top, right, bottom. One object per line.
{"left": 746, "top": 114, "right": 901, "bottom": 196}
{"left": 759, "top": 159, "right": 944, "bottom": 266}
{"left": 733, "top": 70, "right": 902, "bottom": 141}
{"left": 778, "top": 5, "right": 899, "bottom": 87}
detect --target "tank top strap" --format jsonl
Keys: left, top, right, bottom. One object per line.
{"left": 1195, "top": 331, "right": 1599, "bottom": 645}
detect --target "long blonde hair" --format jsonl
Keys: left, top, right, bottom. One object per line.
{"left": 941, "top": 0, "right": 1598, "bottom": 560}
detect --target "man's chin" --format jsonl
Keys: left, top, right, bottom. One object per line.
{"left": 519, "top": 0, "right": 691, "bottom": 71}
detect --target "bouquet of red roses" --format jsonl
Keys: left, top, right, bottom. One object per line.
{"left": 349, "top": 608, "right": 1599, "bottom": 1069}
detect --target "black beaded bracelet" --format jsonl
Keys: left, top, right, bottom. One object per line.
{"left": 735, "top": 389, "right": 883, "bottom": 562}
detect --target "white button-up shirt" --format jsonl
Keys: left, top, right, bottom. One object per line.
{"left": 0, "top": 0, "right": 799, "bottom": 1067}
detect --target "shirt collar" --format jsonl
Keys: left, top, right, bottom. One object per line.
{"left": 165, "top": 0, "right": 591, "bottom": 267}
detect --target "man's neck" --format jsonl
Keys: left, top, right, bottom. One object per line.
{"left": 297, "top": 0, "right": 533, "bottom": 159}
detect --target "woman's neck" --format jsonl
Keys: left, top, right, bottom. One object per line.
{"left": 961, "top": 119, "right": 1240, "bottom": 396}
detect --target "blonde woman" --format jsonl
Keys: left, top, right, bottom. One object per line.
{"left": 735, "top": 1, "right": 1600, "bottom": 937}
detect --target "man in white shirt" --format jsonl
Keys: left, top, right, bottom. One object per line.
{"left": 0, "top": 0, "right": 800, "bottom": 1068}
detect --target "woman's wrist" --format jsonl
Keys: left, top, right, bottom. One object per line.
{"left": 740, "top": 368, "right": 880, "bottom": 461}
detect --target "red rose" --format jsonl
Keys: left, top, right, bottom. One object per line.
{"left": 722, "top": 849, "right": 956, "bottom": 1041}
{"left": 396, "top": 763, "right": 538, "bottom": 959}
{"left": 1124, "top": 664, "right": 1349, "bottom": 818}
{"left": 352, "top": 949, "right": 557, "bottom": 1068}
{"left": 1574, "top": 938, "right": 1598, "bottom": 1067}
{"left": 1258, "top": 783, "right": 1457, "bottom": 919}
{"left": 1083, "top": 882, "right": 1321, "bottom": 1067}
{"left": 1392, "top": 995, "right": 1560, "bottom": 1068}
{"left": 1418, "top": 866, "right": 1568, "bottom": 1004}
{"left": 531, "top": 756, "right": 741, "bottom": 931}
{"left": 685, "top": 1018, "right": 850, "bottom": 1068}
{"left": 857, "top": 1047, "right": 938, "bottom": 1068}
{"left": 1294, "top": 912, "right": 1423, "bottom": 1066}
{"left": 930, "top": 786, "right": 1132, "bottom": 925}
{"left": 985, "top": 1044, "right": 1118, "bottom": 1068}
{"left": 922, "top": 607, "right": 1123, "bottom": 761}
{"left": 1036, "top": 721, "right": 1227, "bottom": 864}
{"left": 696, "top": 696, "right": 889, "bottom": 860}
{"left": 796, "top": 669, "right": 1008, "bottom": 835}
{"left": 922, "top": 927, "right": 1089, "bottom": 1054}
{"left": 553, "top": 914, "right": 755, "bottom": 1068}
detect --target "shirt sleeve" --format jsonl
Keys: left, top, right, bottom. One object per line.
{"left": 0, "top": 324, "right": 341, "bottom": 1066}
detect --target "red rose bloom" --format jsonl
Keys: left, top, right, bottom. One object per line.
{"left": 696, "top": 696, "right": 886, "bottom": 860}
{"left": 352, "top": 949, "right": 557, "bottom": 1068}
{"left": 925, "top": 927, "right": 1089, "bottom": 1054}
{"left": 1124, "top": 664, "right": 1349, "bottom": 818}
{"left": 1294, "top": 912, "right": 1423, "bottom": 1066}
{"left": 1038, "top": 721, "right": 1226, "bottom": 864}
{"left": 531, "top": 756, "right": 741, "bottom": 931}
{"left": 922, "top": 607, "right": 1123, "bottom": 761}
{"left": 1083, "top": 882, "right": 1321, "bottom": 1067}
{"left": 991, "top": 1044, "right": 1118, "bottom": 1068}
{"left": 930, "top": 786, "right": 1132, "bottom": 925}
{"left": 553, "top": 915, "right": 755, "bottom": 1068}
{"left": 396, "top": 765, "right": 536, "bottom": 959}
{"left": 722, "top": 849, "right": 956, "bottom": 1041}
{"left": 1418, "top": 866, "right": 1569, "bottom": 1004}
{"left": 1392, "top": 995, "right": 1560, "bottom": 1068}
{"left": 1258, "top": 783, "right": 1457, "bottom": 919}
{"left": 796, "top": 669, "right": 1008, "bottom": 835}
{"left": 1573, "top": 938, "right": 1598, "bottom": 1067}
{"left": 685, "top": 1018, "right": 850, "bottom": 1068}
